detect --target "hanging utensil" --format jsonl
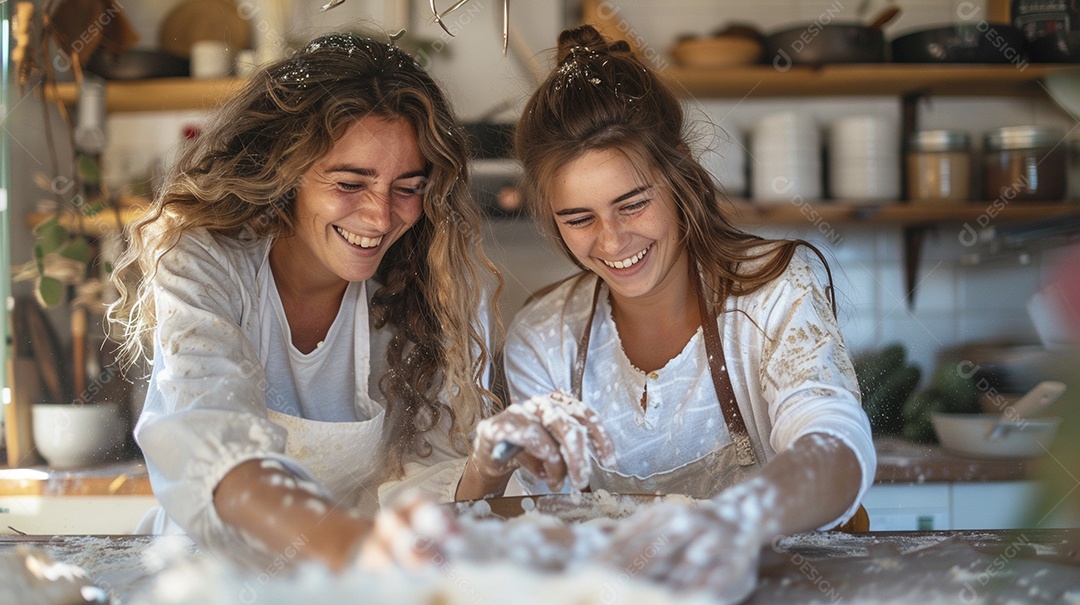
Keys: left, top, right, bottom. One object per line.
{"left": 430, "top": 0, "right": 511, "bottom": 55}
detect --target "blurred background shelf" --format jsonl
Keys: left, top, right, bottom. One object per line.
{"left": 26, "top": 205, "right": 147, "bottom": 236}
{"left": 26, "top": 201, "right": 1080, "bottom": 236}
{"left": 44, "top": 66, "right": 1080, "bottom": 112}
{"left": 729, "top": 201, "right": 1080, "bottom": 226}
{"left": 665, "top": 64, "right": 1080, "bottom": 98}
{"left": 46, "top": 77, "right": 245, "bottom": 112}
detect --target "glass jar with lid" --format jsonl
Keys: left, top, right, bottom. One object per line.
{"left": 983, "top": 126, "right": 1067, "bottom": 202}
{"left": 906, "top": 130, "right": 971, "bottom": 204}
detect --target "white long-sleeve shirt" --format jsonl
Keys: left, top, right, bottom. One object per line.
{"left": 503, "top": 251, "right": 876, "bottom": 528}
{"left": 135, "top": 228, "right": 469, "bottom": 552}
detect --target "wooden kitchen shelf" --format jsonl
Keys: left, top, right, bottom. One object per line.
{"left": 46, "top": 77, "right": 246, "bottom": 112}
{"left": 664, "top": 64, "right": 1080, "bottom": 98}
{"left": 28, "top": 201, "right": 1080, "bottom": 236}
{"left": 26, "top": 206, "right": 147, "bottom": 237}
{"left": 728, "top": 200, "right": 1080, "bottom": 226}
{"left": 45, "top": 65, "right": 1080, "bottom": 112}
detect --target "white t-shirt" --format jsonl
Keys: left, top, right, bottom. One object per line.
{"left": 135, "top": 228, "right": 473, "bottom": 551}
{"left": 503, "top": 251, "right": 876, "bottom": 529}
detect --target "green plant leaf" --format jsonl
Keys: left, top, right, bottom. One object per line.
{"left": 36, "top": 276, "right": 64, "bottom": 308}
{"left": 33, "top": 215, "right": 58, "bottom": 231}
{"left": 34, "top": 219, "right": 68, "bottom": 255}
{"left": 59, "top": 237, "right": 90, "bottom": 263}
{"left": 103, "top": 261, "right": 113, "bottom": 273}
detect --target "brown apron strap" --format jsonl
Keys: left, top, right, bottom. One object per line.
{"left": 571, "top": 275, "right": 604, "bottom": 400}
{"left": 696, "top": 284, "right": 757, "bottom": 466}
{"left": 801, "top": 242, "right": 837, "bottom": 318}
{"left": 572, "top": 273, "right": 755, "bottom": 466}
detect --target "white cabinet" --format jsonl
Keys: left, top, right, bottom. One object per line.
{"left": 864, "top": 481, "right": 1075, "bottom": 531}
{"left": 864, "top": 483, "right": 951, "bottom": 531}
{"left": 0, "top": 495, "right": 158, "bottom": 534}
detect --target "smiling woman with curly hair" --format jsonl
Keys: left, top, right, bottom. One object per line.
{"left": 107, "top": 32, "right": 502, "bottom": 570}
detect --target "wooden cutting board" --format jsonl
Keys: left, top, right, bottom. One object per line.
{"left": 159, "top": 0, "right": 252, "bottom": 57}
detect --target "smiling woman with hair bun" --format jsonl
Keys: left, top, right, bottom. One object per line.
{"left": 460, "top": 24, "right": 876, "bottom": 600}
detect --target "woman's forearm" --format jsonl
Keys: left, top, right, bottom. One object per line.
{"left": 454, "top": 455, "right": 514, "bottom": 501}
{"left": 726, "top": 432, "right": 862, "bottom": 541}
{"left": 213, "top": 459, "right": 372, "bottom": 571}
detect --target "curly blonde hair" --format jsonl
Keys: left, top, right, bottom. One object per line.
{"left": 516, "top": 26, "right": 819, "bottom": 305}
{"left": 108, "top": 33, "right": 502, "bottom": 474}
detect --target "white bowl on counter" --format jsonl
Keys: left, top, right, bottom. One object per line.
{"left": 32, "top": 401, "right": 127, "bottom": 468}
{"left": 931, "top": 412, "right": 1061, "bottom": 459}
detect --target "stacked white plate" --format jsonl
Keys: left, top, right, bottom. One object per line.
{"left": 828, "top": 115, "right": 900, "bottom": 203}
{"left": 750, "top": 111, "right": 822, "bottom": 203}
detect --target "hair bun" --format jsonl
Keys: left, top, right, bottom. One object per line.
{"left": 556, "top": 25, "right": 625, "bottom": 65}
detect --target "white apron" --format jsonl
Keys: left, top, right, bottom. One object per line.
{"left": 576, "top": 275, "right": 763, "bottom": 499}
{"left": 263, "top": 408, "right": 385, "bottom": 516}
{"left": 252, "top": 268, "right": 388, "bottom": 517}
{"left": 137, "top": 275, "right": 387, "bottom": 534}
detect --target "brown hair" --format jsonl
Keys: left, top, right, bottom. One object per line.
{"left": 108, "top": 33, "right": 502, "bottom": 474}
{"left": 515, "top": 25, "right": 819, "bottom": 306}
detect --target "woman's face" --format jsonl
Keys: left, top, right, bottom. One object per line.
{"left": 281, "top": 115, "right": 427, "bottom": 287}
{"left": 550, "top": 148, "right": 687, "bottom": 302}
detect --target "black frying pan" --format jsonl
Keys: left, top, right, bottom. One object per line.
{"left": 1027, "top": 31, "right": 1080, "bottom": 62}
{"left": 765, "top": 8, "right": 900, "bottom": 67}
{"left": 891, "top": 24, "right": 1028, "bottom": 63}
{"left": 766, "top": 24, "right": 885, "bottom": 66}
{"left": 86, "top": 49, "right": 190, "bottom": 80}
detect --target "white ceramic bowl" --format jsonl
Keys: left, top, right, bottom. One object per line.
{"left": 32, "top": 402, "right": 127, "bottom": 468}
{"left": 931, "top": 412, "right": 1061, "bottom": 459}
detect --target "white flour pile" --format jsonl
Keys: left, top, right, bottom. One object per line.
{"left": 129, "top": 492, "right": 720, "bottom": 605}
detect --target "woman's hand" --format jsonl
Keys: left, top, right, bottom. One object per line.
{"left": 601, "top": 481, "right": 779, "bottom": 602}
{"left": 354, "top": 496, "right": 458, "bottom": 572}
{"left": 470, "top": 390, "right": 617, "bottom": 491}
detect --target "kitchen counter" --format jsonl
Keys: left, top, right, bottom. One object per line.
{"left": 1, "top": 529, "right": 1077, "bottom": 604}
{"left": 0, "top": 459, "right": 152, "bottom": 496}
{"left": 0, "top": 460, "right": 157, "bottom": 536}
{"left": 0, "top": 439, "right": 1034, "bottom": 497}
{"left": 873, "top": 437, "right": 1033, "bottom": 484}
